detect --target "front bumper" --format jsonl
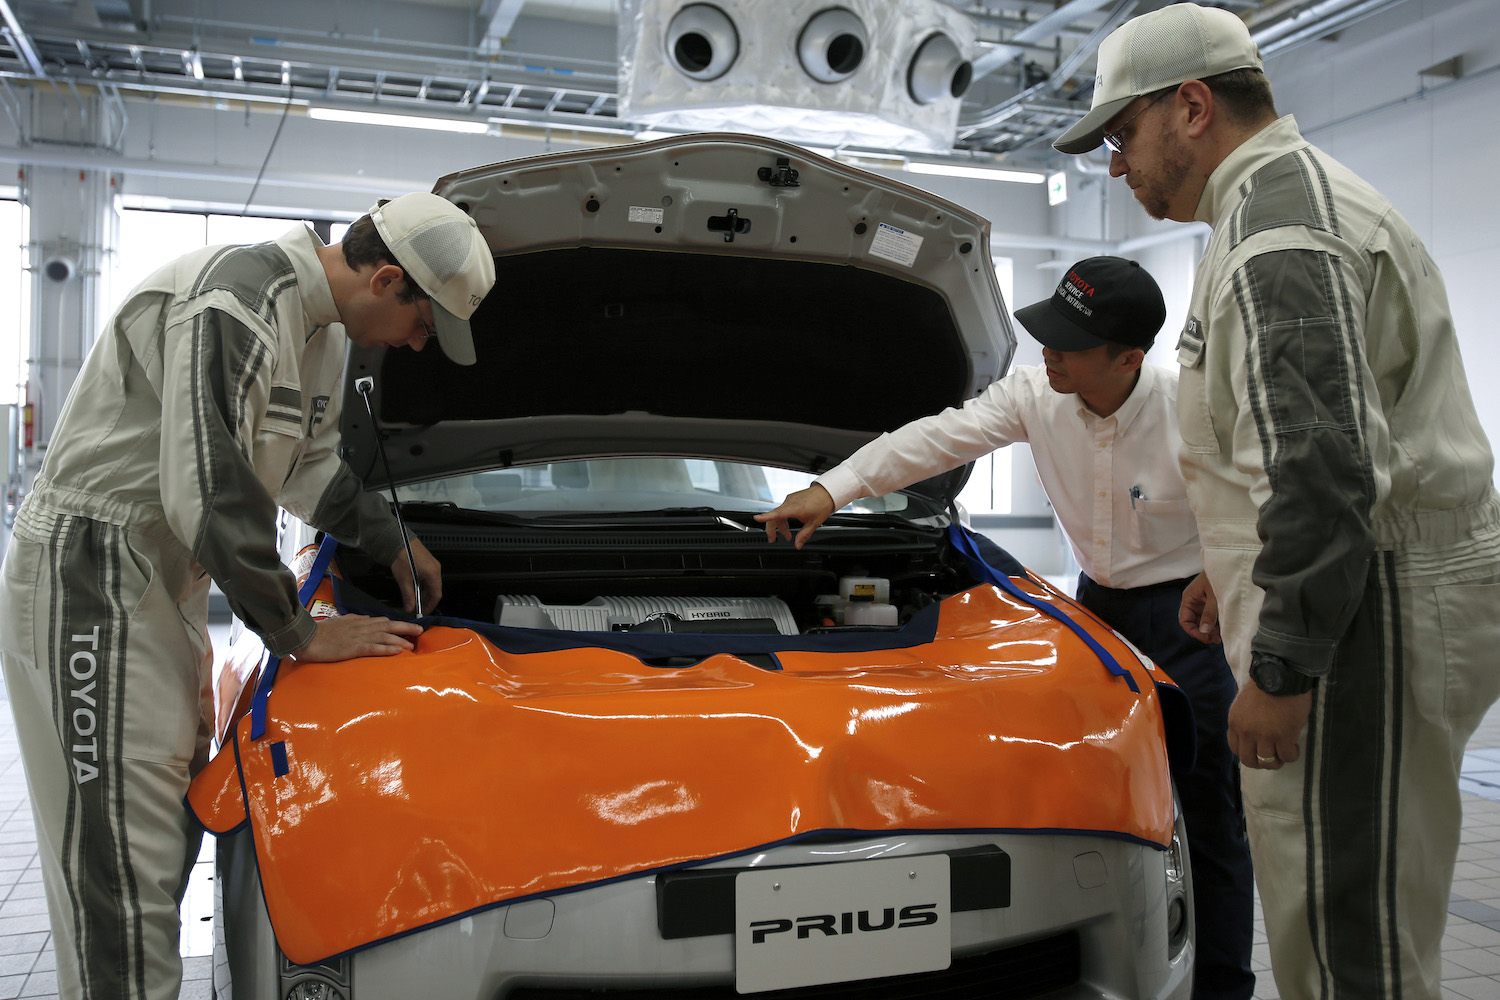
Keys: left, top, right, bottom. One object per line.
{"left": 214, "top": 828, "right": 1192, "bottom": 1000}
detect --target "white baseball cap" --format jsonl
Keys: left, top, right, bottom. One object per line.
{"left": 1053, "top": 3, "right": 1263, "bottom": 155}
{"left": 370, "top": 192, "right": 496, "bottom": 366}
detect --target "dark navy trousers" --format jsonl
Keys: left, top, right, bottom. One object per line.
{"left": 1077, "top": 573, "right": 1256, "bottom": 1000}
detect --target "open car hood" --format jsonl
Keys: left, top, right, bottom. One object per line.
{"left": 341, "top": 133, "right": 1015, "bottom": 504}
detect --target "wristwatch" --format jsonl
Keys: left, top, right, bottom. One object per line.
{"left": 1249, "top": 651, "right": 1318, "bottom": 696}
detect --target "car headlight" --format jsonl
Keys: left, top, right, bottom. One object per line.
{"left": 1164, "top": 804, "right": 1192, "bottom": 957}
{"left": 1164, "top": 827, "right": 1185, "bottom": 884}
{"left": 281, "top": 950, "right": 351, "bottom": 1000}
{"left": 285, "top": 982, "right": 346, "bottom": 1000}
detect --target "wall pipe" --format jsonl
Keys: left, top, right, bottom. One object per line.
{"left": 0, "top": 141, "right": 411, "bottom": 198}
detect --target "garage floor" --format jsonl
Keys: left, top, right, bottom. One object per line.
{"left": 3, "top": 641, "right": 1500, "bottom": 999}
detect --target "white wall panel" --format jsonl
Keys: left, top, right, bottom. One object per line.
{"left": 1315, "top": 103, "right": 1432, "bottom": 236}
{"left": 1132, "top": 234, "right": 1204, "bottom": 370}
{"left": 1433, "top": 249, "right": 1500, "bottom": 459}
{"left": 1429, "top": 72, "right": 1500, "bottom": 453}
{"left": 1266, "top": 45, "right": 1336, "bottom": 131}
{"left": 1268, "top": 0, "right": 1500, "bottom": 481}
{"left": 1429, "top": 82, "right": 1500, "bottom": 259}
{"left": 1327, "top": 19, "right": 1437, "bottom": 119}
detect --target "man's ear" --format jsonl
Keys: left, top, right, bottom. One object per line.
{"left": 369, "top": 262, "right": 405, "bottom": 296}
{"left": 1118, "top": 347, "right": 1147, "bottom": 372}
{"left": 1178, "top": 79, "right": 1214, "bottom": 139}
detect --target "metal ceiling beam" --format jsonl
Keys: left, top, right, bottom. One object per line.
{"left": 0, "top": 138, "right": 410, "bottom": 199}
{"left": 0, "top": 0, "right": 44, "bottom": 77}
{"left": 0, "top": 18, "right": 622, "bottom": 130}
{"left": 1252, "top": 0, "right": 1413, "bottom": 56}
{"left": 5, "top": 22, "right": 602, "bottom": 89}
{"left": 969, "top": 0, "right": 1124, "bottom": 81}
{"left": 958, "top": 0, "right": 1135, "bottom": 153}
{"left": 480, "top": 0, "right": 529, "bottom": 49}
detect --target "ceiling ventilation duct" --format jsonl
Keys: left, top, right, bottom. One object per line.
{"left": 619, "top": 0, "right": 975, "bottom": 152}
{"left": 909, "top": 32, "right": 973, "bottom": 105}
{"left": 798, "top": 7, "right": 868, "bottom": 84}
{"left": 665, "top": 4, "right": 739, "bottom": 82}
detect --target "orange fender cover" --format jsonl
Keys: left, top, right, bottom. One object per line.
{"left": 188, "top": 580, "right": 1180, "bottom": 965}
{"left": 213, "top": 548, "right": 343, "bottom": 745}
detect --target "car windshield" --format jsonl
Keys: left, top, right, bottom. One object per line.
{"left": 394, "top": 457, "right": 935, "bottom": 519}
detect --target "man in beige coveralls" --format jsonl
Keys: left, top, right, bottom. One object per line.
{"left": 1052, "top": 4, "right": 1500, "bottom": 997}
{"left": 0, "top": 192, "right": 495, "bottom": 999}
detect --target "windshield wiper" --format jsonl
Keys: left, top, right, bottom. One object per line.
{"left": 527, "top": 507, "right": 745, "bottom": 527}
{"left": 395, "top": 503, "right": 943, "bottom": 537}
{"left": 393, "top": 502, "right": 530, "bottom": 526}
{"left": 529, "top": 507, "right": 942, "bottom": 535}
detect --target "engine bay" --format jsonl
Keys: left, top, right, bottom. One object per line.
{"left": 495, "top": 594, "right": 800, "bottom": 634}
{"left": 330, "top": 511, "right": 986, "bottom": 636}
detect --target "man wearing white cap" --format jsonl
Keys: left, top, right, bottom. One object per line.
{"left": 1052, "top": 4, "right": 1500, "bottom": 997}
{"left": 0, "top": 190, "right": 496, "bottom": 999}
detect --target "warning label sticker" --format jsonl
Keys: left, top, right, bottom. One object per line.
{"left": 868, "top": 222, "right": 922, "bottom": 268}
{"left": 628, "top": 206, "right": 665, "bottom": 225}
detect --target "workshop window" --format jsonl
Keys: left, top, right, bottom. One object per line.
{"left": 954, "top": 256, "right": 1015, "bottom": 515}
{"left": 112, "top": 209, "right": 348, "bottom": 318}
{"left": 0, "top": 198, "right": 24, "bottom": 406}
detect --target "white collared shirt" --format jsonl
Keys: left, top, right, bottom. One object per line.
{"left": 817, "top": 362, "right": 1202, "bottom": 589}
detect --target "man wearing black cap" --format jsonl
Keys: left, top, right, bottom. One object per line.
{"left": 758, "top": 255, "right": 1255, "bottom": 1000}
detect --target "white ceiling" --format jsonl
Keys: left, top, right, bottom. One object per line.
{"left": 0, "top": 0, "right": 1417, "bottom": 167}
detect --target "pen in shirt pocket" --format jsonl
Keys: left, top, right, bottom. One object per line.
{"left": 1130, "top": 485, "right": 1143, "bottom": 509}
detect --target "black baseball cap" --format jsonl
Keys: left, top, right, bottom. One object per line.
{"left": 1015, "top": 256, "right": 1166, "bottom": 352}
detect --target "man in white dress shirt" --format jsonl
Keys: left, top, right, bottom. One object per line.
{"left": 757, "top": 256, "right": 1254, "bottom": 1000}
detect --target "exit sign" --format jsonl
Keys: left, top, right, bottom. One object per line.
{"left": 1047, "top": 171, "right": 1067, "bottom": 206}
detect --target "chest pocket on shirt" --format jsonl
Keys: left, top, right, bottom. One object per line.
{"left": 1175, "top": 317, "right": 1219, "bottom": 455}
{"left": 1127, "top": 495, "right": 1197, "bottom": 554}
{"left": 252, "top": 384, "right": 307, "bottom": 495}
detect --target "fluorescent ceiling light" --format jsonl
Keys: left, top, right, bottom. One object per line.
{"left": 836, "top": 151, "right": 908, "bottom": 172}
{"left": 635, "top": 129, "right": 835, "bottom": 156}
{"left": 905, "top": 161, "right": 1045, "bottom": 184}
{"left": 840, "top": 150, "right": 906, "bottom": 164}
{"left": 307, "top": 107, "right": 488, "bottom": 134}
{"left": 488, "top": 115, "right": 630, "bottom": 136}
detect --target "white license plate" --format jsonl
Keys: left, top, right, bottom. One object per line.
{"left": 733, "top": 854, "right": 951, "bottom": 994}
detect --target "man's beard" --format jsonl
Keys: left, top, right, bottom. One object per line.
{"left": 1137, "top": 128, "right": 1191, "bottom": 221}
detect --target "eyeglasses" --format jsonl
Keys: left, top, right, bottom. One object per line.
{"left": 1101, "top": 89, "right": 1174, "bottom": 155}
{"left": 416, "top": 306, "right": 436, "bottom": 341}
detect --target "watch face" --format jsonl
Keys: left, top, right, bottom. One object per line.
{"left": 1250, "top": 654, "right": 1281, "bottom": 693}
{"left": 1252, "top": 654, "right": 1313, "bottom": 695}
{"left": 1259, "top": 659, "right": 1285, "bottom": 692}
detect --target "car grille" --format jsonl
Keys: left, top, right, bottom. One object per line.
{"left": 506, "top": 929, "right": 1080, "bottom": 999}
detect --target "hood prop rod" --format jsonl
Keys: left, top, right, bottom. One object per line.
{"left": 354, "top": 376, "right": 422, "bottom": 616}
